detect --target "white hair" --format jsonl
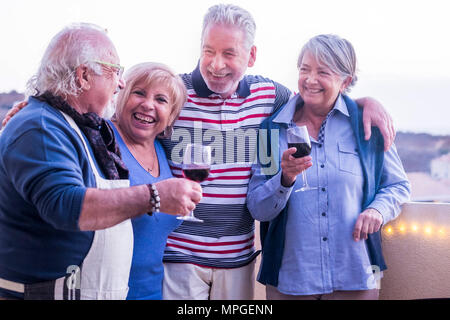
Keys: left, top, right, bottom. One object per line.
{"left": 297, "top": 34, "right": 358, "bottom": 93}
{"left": 26, "top": 22, "right": 111, "bottom": 98}
{"left": 201, "top": 4, "right": 256, "bottom": 50}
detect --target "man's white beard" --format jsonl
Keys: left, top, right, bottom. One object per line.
{"left": 102, "top": 96, "right": 117, "bottom": 119}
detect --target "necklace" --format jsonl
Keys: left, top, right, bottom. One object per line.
{"left": 143, "top": 154, "right": 156, "bottom": 174}
{"left": 127, "top": 142, "right": 157, "bottom": 174}
{"left": 113, "top": 121, "right": 158, "bottom": 174}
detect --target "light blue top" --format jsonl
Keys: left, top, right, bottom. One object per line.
{"left": 109, "top": 121, "right": 181, "bottom": 300}
{"left": 247, "top": 95, "right": 411, "bottom": 295}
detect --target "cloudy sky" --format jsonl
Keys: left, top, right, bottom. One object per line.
{"left": 1, "top": 0, "right": 449, "bottom": 134}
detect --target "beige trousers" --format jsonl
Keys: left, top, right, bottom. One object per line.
{"left": 163, "top": 260, "right": 256, "bottom": 300}
{"left": 266, "top": 285, "right": 379, "bottom": 300}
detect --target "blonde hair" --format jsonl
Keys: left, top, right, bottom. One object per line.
{"left": 114, "top": 62, "right": 186, "bottom": 138}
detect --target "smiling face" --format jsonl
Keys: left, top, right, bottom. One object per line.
{"left": 298, "top": 50, "right": 349, "bottom": 111}
{"left": 118, "top": 81, "right": 173, "bottom": 144}
{"left": 199, "top": 23, "right": 256, "bottom": 98}
{"left": 87, "top": 58, "right": 125, "bottom": 115}
{"left": 71, "top": 32, "right": 125, "bottom": 115}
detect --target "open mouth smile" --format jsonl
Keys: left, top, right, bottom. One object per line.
{"left": 133, "top": 112, "right": 156, "bottom": 124}
{"left": 304, "top": 87, "right": 323, "bottom": 94}
{"left": 208, "top": 69, "right": 231, "bottom": 79}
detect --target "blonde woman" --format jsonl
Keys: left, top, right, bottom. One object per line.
{"left": 109, "top": 62, "right": 188, "bottom": 299}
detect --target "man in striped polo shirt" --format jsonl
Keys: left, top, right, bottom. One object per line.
{"left": 161, "top": 4, "right": 395, "bottom": 300}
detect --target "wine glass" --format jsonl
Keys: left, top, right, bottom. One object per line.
{"left": 286, "top": 126, "right": 316, "bottom": 192}
{"left": 177, "top": 143, "right": 211, "bottom": 223}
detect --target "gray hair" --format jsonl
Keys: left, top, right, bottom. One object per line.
{"left": 201, "top": 4, "right": 256, "bottom": 50}
{"left": 26, "top": 23, "right": 111, "bottom": 98}
{"left": 297, "top": 34, "right": 358, "bottom": 93}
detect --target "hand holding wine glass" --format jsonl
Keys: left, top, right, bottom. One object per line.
{"left": 280, "top": 148, "right": 312, "bottom": 187}
{"left": 153, "top": 178, "right": 202, "bottom": 216}
{"left": 285, "top": 126, "right": 315, "bottom": 192}
{"left": 178, "top": 143, "right": 211, "bottom": 223}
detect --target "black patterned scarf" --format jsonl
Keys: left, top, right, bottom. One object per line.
{"left": 35, "top": 91, "right": 129, "bottom": 180}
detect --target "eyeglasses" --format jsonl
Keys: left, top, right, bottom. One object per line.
{"left": 92, "top": 60, "right": 125, "bottom": 78}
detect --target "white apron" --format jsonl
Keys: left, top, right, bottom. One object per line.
{"left": 59, "top": 112, "right": 133, "bottom": 300}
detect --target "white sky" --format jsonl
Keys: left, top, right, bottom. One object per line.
{"left": 1, "top": 0, "right": 449, "bottom": 134}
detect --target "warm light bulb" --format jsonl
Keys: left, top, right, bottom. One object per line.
{"left": 424, "top": 226, "right": 432, "bottom": 235}
{"left": 399, "top": 225, "right": 406, "bottom": 233}
{"left": 386, "top": 227, "right": 393, "bottom": 234}
{"left": 412, "top": 224, "right": 418, "bottom": 232}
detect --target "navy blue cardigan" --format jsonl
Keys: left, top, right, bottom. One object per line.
{"left": 256, "top": 95, "right": 386, "bottom": 287}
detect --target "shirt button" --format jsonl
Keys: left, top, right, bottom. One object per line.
{"left": 320, "top": 164, "right": 325, "bottom": 168}
{"left": 318, "top": 144, "right": 323, "bottom": 148}
{"left": 322, "top": 237, "right": 328, "bottom": 241}
{"left": 322, "top": 212, "right": 326, "bottom": 217}
{"left": 321, "top": 187, "right": 326, "bottom": 192}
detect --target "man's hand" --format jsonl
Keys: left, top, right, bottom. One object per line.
{"left": 2, "top": 101, "right": 28, "bottom": 127}
{"left": 280, "top": 147, "right": 312, "bottom": 187}
{"left": 352, "top": 208, "right": 383, "bottom": 241}
{"left": 357, "top": 97, "right": 395, "bottom": 151}
{"left": 155, "top": 178, "right": 203, "bottom": 216}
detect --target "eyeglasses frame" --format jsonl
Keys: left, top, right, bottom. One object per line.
{"left": 92, "top": 59, "right": 125, "bottom": 78}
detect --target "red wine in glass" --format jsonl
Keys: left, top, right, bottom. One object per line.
{"left": 183, "top": 165, "right": 210, "bottom": 182}
{"left": 287, "top": 143, "right": 311, "bottom": 158}
{"left": 177, "top": 144, "right": 212, "bottom": 223}
{"left": 286, "top": 126, "right": 316, "bottom": 192}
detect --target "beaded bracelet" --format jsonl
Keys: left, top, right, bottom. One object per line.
{"left": 147, "top": 183, "right": 160, "bottom": 215}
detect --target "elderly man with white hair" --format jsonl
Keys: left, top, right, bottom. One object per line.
{"left": 0, "top": 23, "right": 201, "bottom": 300}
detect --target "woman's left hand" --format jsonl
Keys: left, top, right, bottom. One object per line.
{"left": 352, "top": 208, "right": 384, "bottom": 241}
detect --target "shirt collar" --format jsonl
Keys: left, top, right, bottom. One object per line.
{"left": 272, "top": 93, "right": 349, "bottom": 125}
{"left": 191, "top": 61, "right": 251, "bottom": 98}
{"left": 334, "top": 94, "right": 350, "bottom": 117}
{"left": 272, "top": 94, "right": 303, "bottom": 125}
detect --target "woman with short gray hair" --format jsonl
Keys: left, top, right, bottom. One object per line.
{"left": 247, "top": 34, "right": 410, "bottom": 300}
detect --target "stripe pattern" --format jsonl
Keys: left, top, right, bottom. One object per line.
{"left": 161, "top": 73, "right": 291, "bottom": 268}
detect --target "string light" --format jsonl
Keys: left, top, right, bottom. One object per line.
{"left": 383, "top": 223, "right": 448, "bottom": 238}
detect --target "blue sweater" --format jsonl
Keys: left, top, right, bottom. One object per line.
{"left": 0, "top": 98, "right": 96, "bottom": 298}
{"left": 257, "top": 95, "right": 386, "bottom": 287}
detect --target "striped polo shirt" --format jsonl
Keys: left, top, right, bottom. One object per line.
{"left": 161, "top": 65, "right": 292, "bottom": 268}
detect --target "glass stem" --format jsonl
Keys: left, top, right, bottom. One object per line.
{"left": 302, "top": 170, "right": 309, "bottom": 188}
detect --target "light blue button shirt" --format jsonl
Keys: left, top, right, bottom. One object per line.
{"left": 247, "top": 95, "right": 411, "bottom": 295}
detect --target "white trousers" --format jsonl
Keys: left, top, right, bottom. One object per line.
{"left": 163, "top": 260, "right": 256, "bottom": 300}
